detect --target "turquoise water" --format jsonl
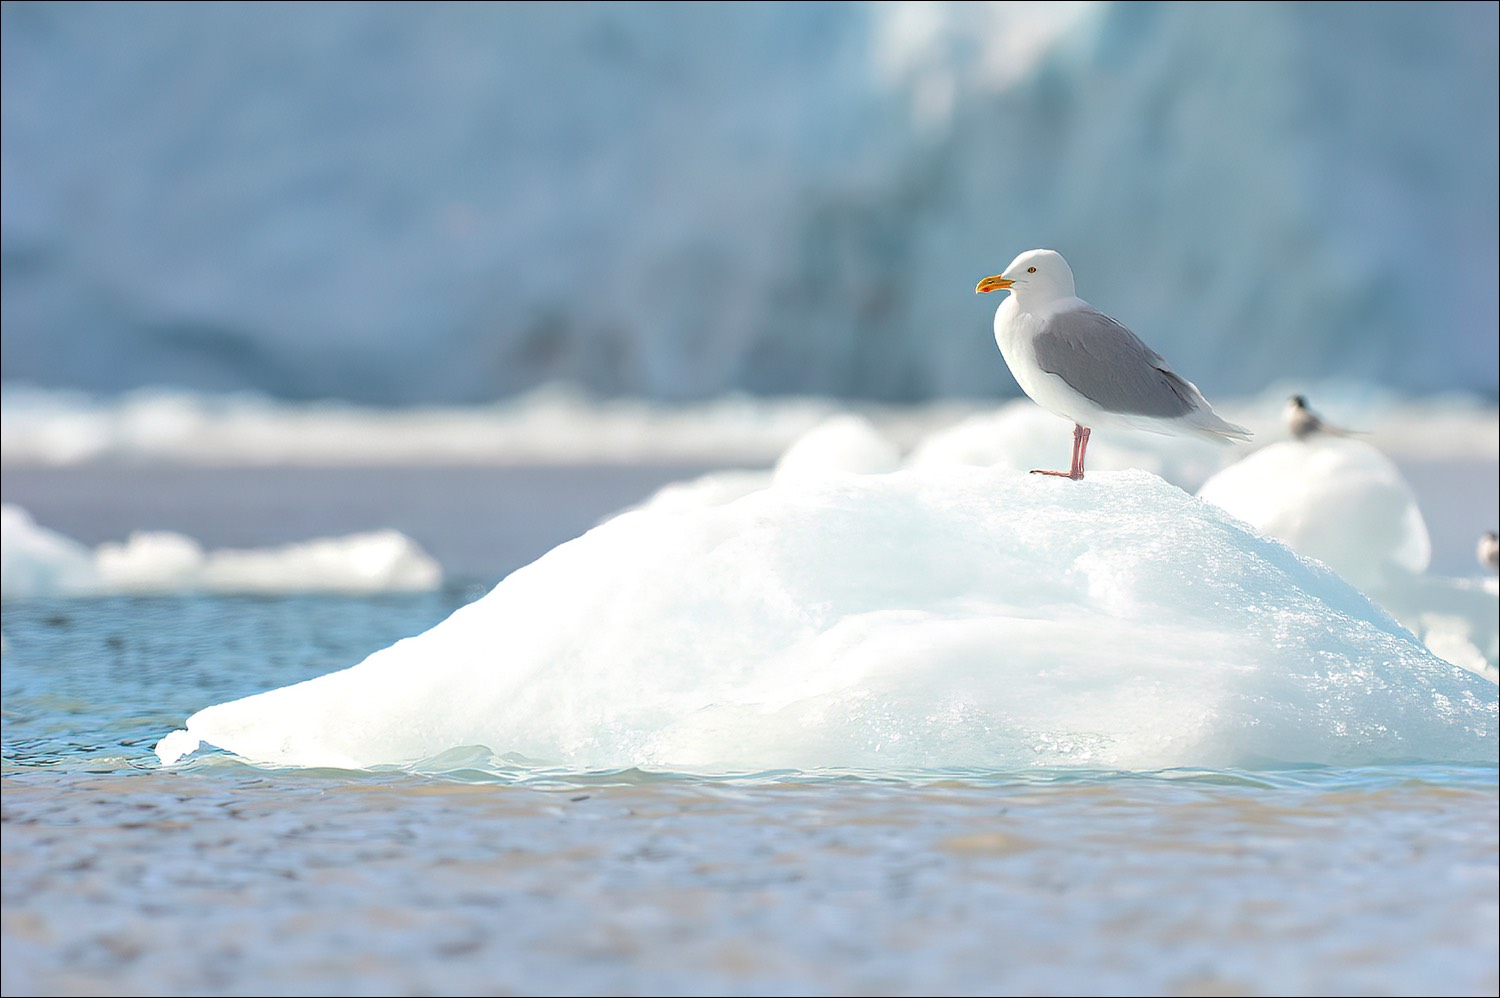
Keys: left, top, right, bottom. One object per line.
{"left": 3, "top": 590, "right": 1496, "bottom": 996}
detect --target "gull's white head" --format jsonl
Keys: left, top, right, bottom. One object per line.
{"left": 975, "top": 249, "right": 1076, "bottom": 302}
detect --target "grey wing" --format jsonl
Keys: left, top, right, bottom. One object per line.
{"left": 1032, "top": 307, "right": 1200, "bottom": 418}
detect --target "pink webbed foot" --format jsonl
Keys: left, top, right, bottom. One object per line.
{"left": 1030, "top": 424, "right": 1090, "bottom": 481}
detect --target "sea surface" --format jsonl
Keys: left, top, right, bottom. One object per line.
{"left": 3, "top": 462, "right": 1498, "bottom": 997}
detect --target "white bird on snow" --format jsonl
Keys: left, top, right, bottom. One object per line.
{"left": 977, "top": 248, "right": 1250, "bottom": 480}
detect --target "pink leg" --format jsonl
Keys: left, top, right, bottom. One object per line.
{"left": 1031, "top": 423, "right": 1089, "bottom": 480}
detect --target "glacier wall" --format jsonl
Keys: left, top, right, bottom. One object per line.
{"left": 2, "top": 2, "right": 1496, "bottom": 404}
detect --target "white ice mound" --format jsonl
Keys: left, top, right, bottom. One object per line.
{"left": 1196, "top": 437, "right": 1497, "bottom": 681}
{"left": 1197, "top": 436, "right": 1431, "bottom": 591}
{"left": 155, "top": 468, "right": 1496, "bottom": 773}
{"left": 773, "top": 414, "right": 902, "bottom": 483}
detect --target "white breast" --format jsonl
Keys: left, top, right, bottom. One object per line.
{"left": 993, "top": 296, "right": 1098, "bottom": 426}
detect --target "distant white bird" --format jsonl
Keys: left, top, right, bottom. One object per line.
{"left": 977, "top": 249, "right": 1250, "bottom": 480}
{"left": 1284, "top": 394, "right": 1361, "bottom": 440}
{"left": 1480, "top": 531, "right": 1499, "bottom": 572}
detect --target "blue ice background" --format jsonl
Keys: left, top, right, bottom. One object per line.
{"left": 2, "top": 2, "right": 1496, "bottom": 404}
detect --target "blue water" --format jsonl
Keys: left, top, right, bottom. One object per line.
{"left": 3, "top": 590, "right": 1496, "bottom": 996}
{"left": 3, "top": 590, "right": 481, "bottom": 774}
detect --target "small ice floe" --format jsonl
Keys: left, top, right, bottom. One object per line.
{"left": 157, "top": 467, "right": 1493, "bottom": 773}
{"left": 1, "top": 504, "right": 441, "bottom": 598}
{"left": 0, "top": 505, "right": 98, "bottom": 597}
{"left": 1197, "top": 437, "right": 1498, "bottom": 682}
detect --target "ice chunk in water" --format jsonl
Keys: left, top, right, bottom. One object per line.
{"left": 1, "top": 503, "right": 100, "bottom": 597}
{"left": 2, "top": 506, "right": 440, "bottom": 597}
{"left": 156, "top": 467, "right": 1495, "bottom": 774}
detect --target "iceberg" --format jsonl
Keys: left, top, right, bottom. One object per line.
{"left": 155, "top": 468, "right": 1495, "bottom": 773}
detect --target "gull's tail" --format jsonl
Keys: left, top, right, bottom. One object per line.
{"left": 1189, "top": 411, "right": 1254, "bottom": 443}
{"left": 1163, "top": 369, "right": 1252, "bottom": 443}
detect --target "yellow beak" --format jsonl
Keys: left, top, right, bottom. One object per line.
{"left": 975, "top": 275, "right": 1014, "bottom": 294}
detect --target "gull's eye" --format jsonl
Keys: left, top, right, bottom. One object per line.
{"left": 1027, "top": 266, "right": 1037, "bottom": 273}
